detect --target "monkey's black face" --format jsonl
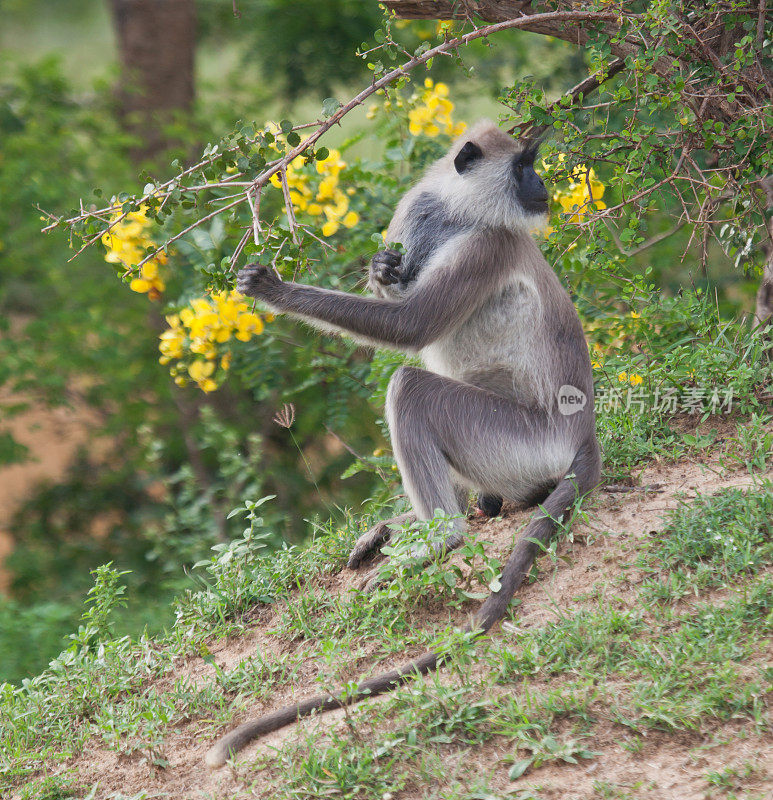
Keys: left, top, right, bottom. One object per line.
{"left": 453, "top": 136, "right": 549, "bottom": 216}
{"left": 513, "top": 153, "right": 549, "bottom": 214}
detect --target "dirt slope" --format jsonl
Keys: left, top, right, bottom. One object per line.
{"left": 29, "top": 448, "right": 773, "bottom": 800}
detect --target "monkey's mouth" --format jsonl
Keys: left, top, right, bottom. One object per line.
{"left": 523, "top": 200, "right": 549, "bottom": 215}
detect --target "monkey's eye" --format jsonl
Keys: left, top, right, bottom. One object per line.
{"left": 454, "top": 141, "right": 483, "bottom": 174}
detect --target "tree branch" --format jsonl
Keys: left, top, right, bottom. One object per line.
{"left": 509, "top": 57, "right": 626, "bottom": 139}
{"left": 50, "top": 8, "right": 620, "bottom": 272}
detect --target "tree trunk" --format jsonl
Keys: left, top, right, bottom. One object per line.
{"left": 109, "top": 0, "right": 196, "bottom": 160}
{"left": 755, "top": 176, "right": 773, "bottom": 330}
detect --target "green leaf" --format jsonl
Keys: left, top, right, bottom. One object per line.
{"left": 322, "top": 97, "right": 342, "bottom": 117}
{"left": 508, "top": 758, "right": 533, "bottom": 780}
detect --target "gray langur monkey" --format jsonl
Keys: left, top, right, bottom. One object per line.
{"left": 205, "top": 120, "right": 601, "bottom": 768}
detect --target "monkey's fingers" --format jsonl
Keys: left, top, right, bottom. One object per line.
{"left": 371, "top": 262, "right": 401, "bottom": 285}
{"left": 371, "top": 250, "right": 403, "bottom": 285}
{"left": 347, "top": 513, "right": 415, "bottom": 569}
{"left": 375, "top": 248, "right": 403, "bottom": 265}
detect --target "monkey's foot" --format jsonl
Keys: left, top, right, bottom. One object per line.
{"left": 347, "top": 513, "right": 416, "bottom": 570}
{"left": 475, "top": 493, "right": 503, "bottom": 518}
{"left": 357, "top": 531, "right": 464, "bottom": 591}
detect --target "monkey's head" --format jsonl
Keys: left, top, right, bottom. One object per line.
{"left": 431, "top": 120, "right": 549, "bottom": 230}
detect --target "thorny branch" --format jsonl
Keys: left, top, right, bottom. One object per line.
{"left": 43, "top": 9, "right": 620, "bottom": 272}
{"left": 509, "top": 57, "right": 627, "bottom": 140}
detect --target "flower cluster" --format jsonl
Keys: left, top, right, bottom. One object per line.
{"left": 159, "top": 291, "right": 268, "bottom": 392}
{"left": 102, "top": 207, "right": 167, "bottom": 300}
{"left": 271, "top": 148, "right": 359, "bottom": 237}
{"left": 549, "top": 157, "right": 607, "bottom": 222}
{"left": 408, "top": 79, "right": 466, "bottom": 138}
{"left": 617, "top": 370, "right": 644, "bottom": 385}
{"left": 585, "top": 310, "right": 644, "bottom": 363}
{"left": 366, "top": 78, "right": 464, "bottom": 140}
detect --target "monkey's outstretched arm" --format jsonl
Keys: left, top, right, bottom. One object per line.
{"left": 236, "top": 232, "right": 511, "bottom": 350}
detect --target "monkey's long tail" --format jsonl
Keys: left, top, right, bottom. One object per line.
{"left": 204, "top": 441, "right": 599, "bottom": 769}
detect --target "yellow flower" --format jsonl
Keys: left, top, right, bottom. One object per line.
{"left": 130, "top": 277, "right": 152, "bottom": 293}
{"left": 235, "top": 312, "right": 264, "bottom": 341}
{"left": 188, "top": 359, "right": 215, "bottom": 382}
{"left": 316, "top": 149, "right": 345, "bottom": 177}
{"left": 317, "top": 176, "right": 337, "bottom": 201}
{"left": 273, "top": 145, "right": 357, "bottom": 237}
{"left": 159, "top": 289, "right": 270, "bottom": 393}
{"left": 408, "top": 78, "right": 463, "bottom": 138}
{"left": 552, "top": 164, "right": 607, "bottom": 223}
{"left": 321, "top": 219, "right": 339, "bottom": 237}
{"left": 190, "top": 339, "right": 217, "bottom": 359}
{"left": 103, "top": 205, "right": 166, "bottom": 299}
{"left": 617, "top": 371, "right": 643, "bottom": 385}
{"left": 159, "top": 327, "right": 185, "bottom": 362}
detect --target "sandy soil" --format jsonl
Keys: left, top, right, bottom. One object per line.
{"left": 0, "top": 388, "right": 105, "bottom": 591}
{"left": 30, "top": 438, "right": 771, "bottom": 800}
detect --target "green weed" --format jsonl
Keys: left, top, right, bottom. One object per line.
{"left": 638, "top": 483, "right": 773, "bottom": 600}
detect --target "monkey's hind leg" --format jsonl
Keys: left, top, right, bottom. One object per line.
{"left": 354, "top": 367, "right": 474, "bottom": 590}
{"left": 347, "top": 512, "right": 416, "bottom": 569}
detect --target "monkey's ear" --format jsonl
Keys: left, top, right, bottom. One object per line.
{"left": 454, "top": 141, "right": 483, "bottom": 174}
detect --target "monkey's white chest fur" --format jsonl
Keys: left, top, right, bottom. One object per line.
{"left": 421, "top": 270, "right": 553, "bottom": 408}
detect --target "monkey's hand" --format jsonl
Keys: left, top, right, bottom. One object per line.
{"left": 369, "top": 248, "right": 403, "bottom": 288}
{"left": 236, "top": 263, "right": 284, "bottom": 303}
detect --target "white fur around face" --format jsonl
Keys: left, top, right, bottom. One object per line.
{"left": 429, "top": 154, "right": 546, "bottom": 231}
{"left": 389, "top": 119, "right": 548, "bottom": 238}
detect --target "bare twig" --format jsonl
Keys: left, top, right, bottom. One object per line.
{"left": 627, "top": 220, "right": 688, "bottom": 256}
{"left": 509, "top": 57, "right": 627, "bottom": 139}
{"left": 229, "top": 227, "right": 252, "bottom": 272}
{"left": 279, "top": 167, "right": 299, "bottom": 245}
{"left": 49, "top": 9, "right": 621, "bottom": 271}
{"left": 246, "top": 187, "right": 262, "bottom": 245}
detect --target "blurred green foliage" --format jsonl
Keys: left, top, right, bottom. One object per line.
{"left": 0, "top": 1, "right": 770, "bottom": 687}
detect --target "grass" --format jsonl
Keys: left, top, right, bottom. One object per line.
{"left": 1, "top": 441, "right": 771, "bottom": 798}
{"left": 638, "top": 480, "right": 773, "bottom": 600}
